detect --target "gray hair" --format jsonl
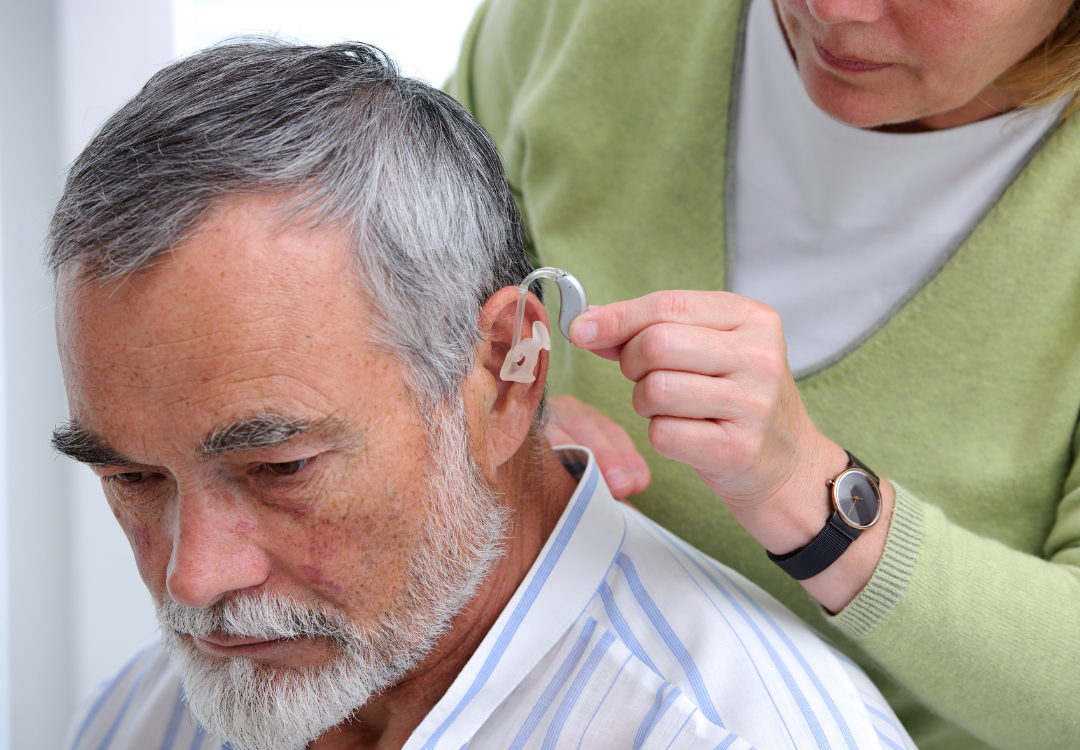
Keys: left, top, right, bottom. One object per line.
{"left": 47, "top": 40, "right": 536, "bottom": 411}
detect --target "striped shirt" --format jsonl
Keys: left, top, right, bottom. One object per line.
{"left": 67, "top": 447, "right": 914, "bottom": 750}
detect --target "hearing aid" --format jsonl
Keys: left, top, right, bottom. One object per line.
{"left": 499, "top": 267, "right": 589, "bottom": 384}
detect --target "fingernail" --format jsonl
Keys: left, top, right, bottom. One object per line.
{"left": 572, "top": 320, "right": 597, "bottom": 345}
{"left": 606, "top": 468, "right": 632, "bottom": 491}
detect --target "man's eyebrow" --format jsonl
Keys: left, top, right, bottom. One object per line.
{"left": 51, "top": 420, "right": 139, "bottom": 466}
{"left": 199, "top": 412, "right": 348, "bottom": 459}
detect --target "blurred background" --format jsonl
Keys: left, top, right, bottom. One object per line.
{"left": 0, "top": 0, "right": 484, "bottom": 747}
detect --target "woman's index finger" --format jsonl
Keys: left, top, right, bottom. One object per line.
{"left": 568, "top": 290, "right": 750, "bottom": 350}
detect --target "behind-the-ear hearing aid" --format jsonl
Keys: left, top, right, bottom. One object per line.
{"left": 499, "top": 267, "right": 589, "bottom": 384}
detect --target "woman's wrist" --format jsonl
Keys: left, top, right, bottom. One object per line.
{"left": 725, "top": 435, "right": 895, "bottom": 613}
{"left": 726, "top": 438, "right": 849, "bottom": 554}
{"left": 802, "top": 478, "right": 894, "bottom": 613}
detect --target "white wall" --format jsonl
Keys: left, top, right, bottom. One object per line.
{"left": 174, "top": 0, "right": 483, "bottom": 85}
{"left": 1, "top": 4, "right": 71, "bottom": 750}
{"left": 0, "top": 123, "right": 10, "bottom": 750}
{"left": 1, "top": 1, "right": 484, "bottom": 747}
{"left": 59, "top": 0, "right": 177, "bottom": 709}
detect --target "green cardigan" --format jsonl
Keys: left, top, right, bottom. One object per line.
{"left": 448, "top": 1, "right": 1080, "bottom": 748}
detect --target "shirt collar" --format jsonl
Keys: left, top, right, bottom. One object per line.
{"left": 405, "top": 446, "right": 627, "bottom": 750}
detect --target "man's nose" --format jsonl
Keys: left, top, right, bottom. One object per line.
{"left": 805, "top": 0, "right": 885, "bottom": 26}
{"left": 166, "top": 491, "right": 271, "bottom": 609}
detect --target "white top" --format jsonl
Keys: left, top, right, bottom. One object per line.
{"left": 733, "top": 0, "right": 1061, "bottom": 374}
{"left": 66, "top": 447, "right": 912, "bottom": 750}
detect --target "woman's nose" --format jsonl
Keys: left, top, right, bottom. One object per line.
{"left": 804, "top": 0, "right": 885, "bottom": 25}
{"left": 165, "top": 492, "right": 271, "bottom": 609}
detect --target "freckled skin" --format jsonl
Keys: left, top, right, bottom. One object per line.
{"left": 56, "top": 194, "right": 580, "bottom": 749}
{"left": 301, "top": 565, "right": 344, "bottom": 597}
{"left": 774, "top": 0, "right": 1074, "bottom": 129}
{"left": 127, "top": 522, "right": 153, "bottom": 558}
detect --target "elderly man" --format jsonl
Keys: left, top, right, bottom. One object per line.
{"left": 51, "top": 42, "right": 911, "bottom": 750}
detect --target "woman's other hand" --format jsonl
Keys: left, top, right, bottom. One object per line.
{"left": 545, "top": 395, "right": 651, "bottom": 498}
{"left": 568, "top": 290, "right": 894, "bottom": 611}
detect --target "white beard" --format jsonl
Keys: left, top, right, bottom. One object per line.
{"left": 156, "top": 406, "right": 509, "bottom": 750}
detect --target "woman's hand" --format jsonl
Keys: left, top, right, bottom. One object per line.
{"left": 568, "top": 290, "right": 893, "bottom": 611}
{"left": 545, "top": 395, "right": 651, "bottom": 498}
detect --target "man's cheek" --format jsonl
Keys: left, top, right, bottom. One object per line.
{"left": 286, "top": 501, "right": 421, "bottom": 613}
{"left": 118, "top": 519, "right": 172, "bottom": 594}
{"left": 105, "top": 491, "right": 161, "bottom": 553}
{"left": 99, "top": 487, "right": 171, "bottom": 586}
{"left": 125, "top": 520, "right": 153, "bottom": 555}
{"left": 300, "top": 563, "right": 344, "bottom": 597}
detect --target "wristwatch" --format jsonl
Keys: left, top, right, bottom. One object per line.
{"left": 766, "top": 451, "right": 882, "bottom": 580}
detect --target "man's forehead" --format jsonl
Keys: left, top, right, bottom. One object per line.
{"left": 64, "top": 197, "right": 355, "bottom": 307}
{"left": 58, "top": 196, "right": 369, "bottom": 364}
{"left": 54, "top": 195, "right": 397, "bottom": 461}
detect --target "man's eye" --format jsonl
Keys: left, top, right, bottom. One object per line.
{"left": 264, "top": 458, "right": 308, "bottom": 476}
{"left": 114, "top": 472, "right": 151, "bottom": 484}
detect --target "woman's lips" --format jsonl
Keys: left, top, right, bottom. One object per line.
{"left": 813, "top": 39, "right": 893, "bottom": 73}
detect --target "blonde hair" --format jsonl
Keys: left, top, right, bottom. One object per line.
{"left": 999, "top": 3, "right": 1080, "bottom": 115}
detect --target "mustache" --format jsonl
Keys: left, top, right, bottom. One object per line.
{"left": 157, "top": 591, "right": 356, "bottom": 643}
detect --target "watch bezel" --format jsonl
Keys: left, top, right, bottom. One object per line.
{"left": 829, "top": 468, "right": 882, "bottom": 530}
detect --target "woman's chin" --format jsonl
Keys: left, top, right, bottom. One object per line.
{"left": 798, "top": 69, "right": 919, "bottom": 129}
{"left": 798, "top": 66, "right": 1006, "bottom": 132}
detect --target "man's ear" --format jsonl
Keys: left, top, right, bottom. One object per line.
{"left": 464, "top": 286, "right": 550, "bottom": 473}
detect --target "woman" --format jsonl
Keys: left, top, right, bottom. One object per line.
{"left": 447, "top": 0, "right": 1080, "bottom": 748}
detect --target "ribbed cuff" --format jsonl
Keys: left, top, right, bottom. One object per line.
{"left": 826, "top": 483, "right": 924, "bottom": 639}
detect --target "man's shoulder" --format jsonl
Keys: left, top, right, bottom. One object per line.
{"left": 467, "top": 502, "right": 911, "bottom": 750}
{"left": 473, "top": 608, "right": 755, "bottom": 750}
{"left": 609, "top": 502, "right": 795, "bottom": 623}
{"left": 66, "top": 642, "right": 213, "bottom": 750}
{"left": 581, "top": 504, "right": 915, "bottom": 750}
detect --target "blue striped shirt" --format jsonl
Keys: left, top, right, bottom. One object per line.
{"left": 67, "top": 447, "right": 914, "bottom": 750}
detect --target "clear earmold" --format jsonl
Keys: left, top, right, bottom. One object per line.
{"left": 499, "top": 267, "right": 589, "bottom": 384}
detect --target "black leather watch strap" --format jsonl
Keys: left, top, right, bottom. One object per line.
{"left": 766, "top": 511, "right": 862, "bottom": 580}
{"left": 765, "top": 451, "right": 881, "bottom": 580}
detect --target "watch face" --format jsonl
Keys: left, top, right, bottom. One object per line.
{"left": 833, "top": 469, "right": 881, "bottom": 528}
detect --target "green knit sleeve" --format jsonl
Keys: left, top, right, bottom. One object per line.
{"left": 826, "top": 479, "right": 1080, "bottom": 750}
